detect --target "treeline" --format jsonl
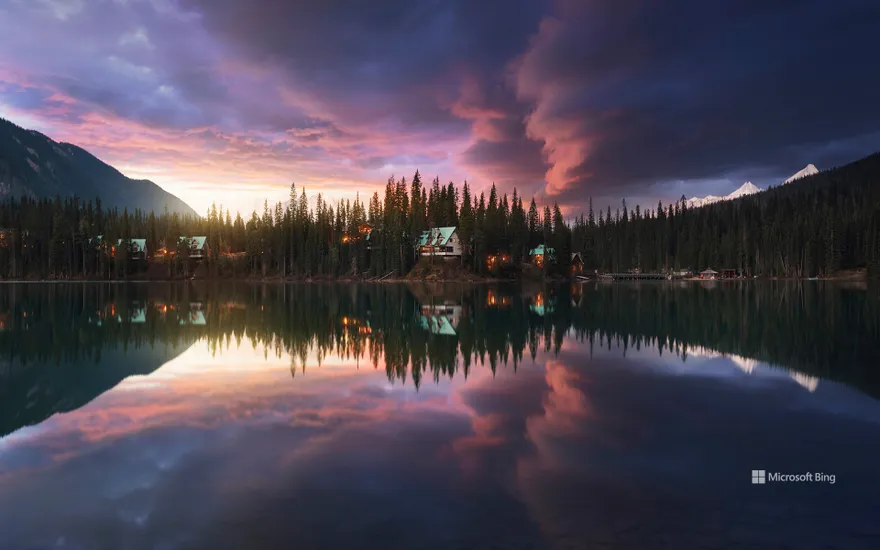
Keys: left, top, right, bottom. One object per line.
{"left": 2, "top": 152, "right": 880, "bottom": 279}
{"left": 0, "top": 171, "right": 570, "bottom": 279}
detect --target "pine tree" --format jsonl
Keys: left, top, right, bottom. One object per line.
{"left": 459, "top": 182, "right": 474, "bottom": 268}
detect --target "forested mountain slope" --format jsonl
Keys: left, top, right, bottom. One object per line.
{"left": 571, "top": 152, "right": 880, "bottom": 277}
{"left": 0, "top": 118, "right": 196, "bottom": 217}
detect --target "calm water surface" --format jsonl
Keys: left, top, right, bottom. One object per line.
{"left": 1, "top": 282, "right": 879, "bottom": 549}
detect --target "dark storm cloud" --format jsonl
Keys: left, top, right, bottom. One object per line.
{"left": 179, "top": 0, "right": 550, "bottom": 181}
{"left": 453, "top": 75, "right": 549, "bottom": 188}
{"left": 180, "top": 0, "right": 544, "bottom": 87}
{"left": 515, "top": 0, "right": 880, "bottom": 205}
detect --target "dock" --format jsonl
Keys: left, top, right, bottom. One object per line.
{"left": 600, "top": 273, "right": 668, "bottom": 281}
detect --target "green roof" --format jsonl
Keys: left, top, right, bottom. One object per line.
{"left": 179, "top": 236, "right": 208, "bottom": 249}
{"left": 529, "top": 245, "right": 555, "bottom": 256}
{"left": 419, "top": 314, "right": 457, "bottom": 335}
{"left": 418, "top": 227, "right": 457, "bottom": 247}
{"left": 180, "top": 310, "right": 206, "bottom": 326}
{"left": 529, "top": 302, "right": 556, "bottom": 316}
{"left": 437, "top": 227, "right": 456, "bottom": 246}
{"left": 92, "top": 236, "right": 147, "bottom": 253}
{"left": 117, "top": 238, "right": 147, "bottom": 253}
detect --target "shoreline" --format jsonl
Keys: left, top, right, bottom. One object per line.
{"left": 0, "top": 276, "right": 513, "bottom": 284}
{"left": 0, "top": 274, "right": 867, "bottom": 284}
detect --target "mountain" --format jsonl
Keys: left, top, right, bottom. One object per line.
{"left": 685, "top": 194, "right": 723, "bottom": 208}
{"left": 686, "top": 181, "right": 762, "bottom": 208}
{"left": 686, "top": 163, "right": 821, "bottom": 208}
{"left": 0, "top": 337, "right": 196, "bottom": 438}
{"left": 726, "top": 181, "right": 761, "bottom": 199}
{"left": 0, "top": 117, "right": 197, "bottom": 216}
{"left": 783, "top": 163, "right": 819, "bottom": 184}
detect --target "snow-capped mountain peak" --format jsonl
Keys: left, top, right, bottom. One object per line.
{"left": 727, "top": 181, "right": 761, "bottom": 199}
{"left": 686, "top": 181, "right": 762, "bottom": 208}
{"left": 685, "top": 194, "right": 720, "bottom": 208}
{"left": 684, "top": 164, "right": 819, "bottom": 209}
{"left": 783, "top": 164, "right": 818, "bottom": 184}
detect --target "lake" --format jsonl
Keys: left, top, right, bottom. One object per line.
{"left": 1, "top": 282, "right": 879, "bottom": 549}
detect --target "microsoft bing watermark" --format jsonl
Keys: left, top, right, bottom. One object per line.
{"left": 752, "top": 470, "right": 836, "bottom": 485}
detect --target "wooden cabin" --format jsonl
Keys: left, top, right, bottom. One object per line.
{"left": 417, "top": 227, "right": 462, "bottom": 257}
{"left": 178, "top": 236, "right": 209, "bottom": 259}
{"left": 700, "top": 268, "right": 719, "bottom": 280}
{"left": 529, "top": 245, "right": 556, "bottom": 267}
{"left": 570, "top": 252, "right": 584, "bottom": 275}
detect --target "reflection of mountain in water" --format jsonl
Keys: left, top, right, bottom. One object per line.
{"left": 0, "top": 284, "right": 211, "bottom": 438}
{"left": 688, "top": 345, "right": 819, "bottom": 391}
{"left": 1, "top": 281, "right": 878, "bottom": 438}
{"left": 0, "top": 343, "right": 193, "bottom": 438}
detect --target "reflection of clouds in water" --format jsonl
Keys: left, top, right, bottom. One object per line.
{"left": 1, "top": 332, "right": 877, "bottom": 548}
{"left": 516, "top": 360, "right": 593, "bottom": 543}
{"left": 449, "top": 356, "right": 596, "bottom": 543}
{"left": 451, "top": 363, "right": 547, "bottom": 476}
{"left": 0, "top": 345, "right": 473, "bottom": 549}
{"left": 525, "top": 360, "right": 591, "bottom": 454}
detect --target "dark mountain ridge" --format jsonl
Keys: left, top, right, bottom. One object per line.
{"left": 0, "top": 117, "right": 197, "bottom": 216}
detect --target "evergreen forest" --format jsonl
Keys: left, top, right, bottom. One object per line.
{"left": 1, "top": 152, "right": 879, "bottom": 279}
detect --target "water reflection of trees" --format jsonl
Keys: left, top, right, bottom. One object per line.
{"left": 1, "top": 282, "right": 878, "bottom": 424}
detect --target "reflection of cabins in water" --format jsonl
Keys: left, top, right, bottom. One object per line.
{"left": 570, "top": 283, "right": 583, "bottom": 306}
{"left": 529, "top": 291, "right": 556, "bottom": 316}
{"left": 90, "top": 302, "right": 147, "bottom": 325}
{"left": 485, "top": 288, "right": 511, "bottom": 308}
{"left": 419, "top": 304, "right": 461, "bottom": 335}
{"left": 130, "top": 308, "right": 146, "bottom": 323}
{"left": 340, "top": 315, "right": 373, "bottom": 335}
{"left": 217, "top": 301, "right": 249, "bottom": 312}
{"left": 148, "top": 301, "right": 207, "bottom": 324}
{"left": 180, "top": 303, "right": 206, "bottom": 325}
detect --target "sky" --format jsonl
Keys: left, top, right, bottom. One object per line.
{"left": 1, "top": 0, "right": 879, "bottom": 216}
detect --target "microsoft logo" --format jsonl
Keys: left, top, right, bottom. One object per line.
{"left": 751, "top": 470, "right": 766, "bottom": 484}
